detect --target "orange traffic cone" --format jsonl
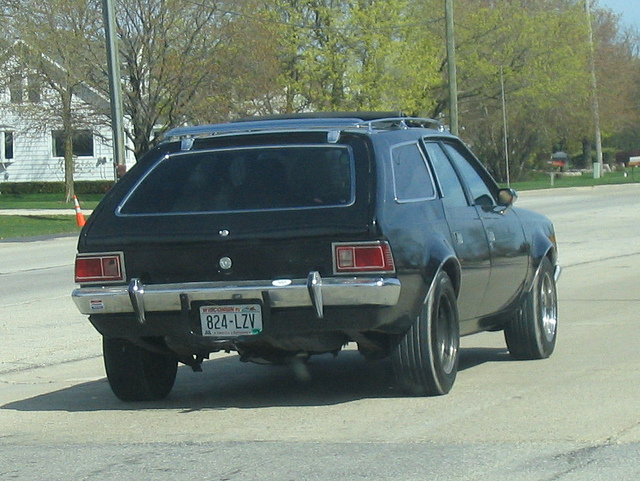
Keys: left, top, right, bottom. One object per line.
{"left": 73, "top": 195, "right": 86, "bottom": 227}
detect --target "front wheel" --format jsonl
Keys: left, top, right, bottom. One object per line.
{"left": 392, "top": 271, "right": 460, "bottom": 396}
{"left": 504, "top": 257, "right": 558, "bottom": 359}
{"left": 103, "top": 337, "right": 178, "bottom": 401}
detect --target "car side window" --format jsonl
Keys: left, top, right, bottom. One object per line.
{"left": 391, "top": 142, "right": 436, "bottom": 202}
{"left": 442, "top": 142, "right": 496, "bottom": 207}
{"left": 423, "top": 142, "right": 468, "bottom": 208}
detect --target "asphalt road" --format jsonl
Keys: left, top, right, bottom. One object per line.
{"left": 1, "top": 184, "right": 639, "bottom": 480}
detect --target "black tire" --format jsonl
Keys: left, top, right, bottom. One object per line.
{"left": 103, "top": 337, "right": 178, "bottom": 401}
{"left": 505, "top": 257, "right": 558, "bottom": 360}
{"left": 392, "top": 271, "right": 460, "bottom": 396}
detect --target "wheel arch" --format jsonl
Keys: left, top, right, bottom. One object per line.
{"left": 421, "top": 242, "right": 462, "bottom": 300}
{"left": 529, "top": 228, "right": 559, "bottom": 283}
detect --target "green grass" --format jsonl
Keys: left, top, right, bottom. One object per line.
{"left": 0, "top": 193, "right": 103, "bottom": 210}
{"left": 0, "top": 215, "right": 82, "bottom": 240}
{"left": 0, "top": 193, "right": 98, "bottom": 239}
{"left": 507, "top": 169, "right": 640, "bottom": 191}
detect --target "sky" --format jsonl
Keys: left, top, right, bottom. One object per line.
{"left": 597, "top": 0, "right": 640, "bottom": 29}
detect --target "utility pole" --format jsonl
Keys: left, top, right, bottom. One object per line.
{"left": 445, "top": 0, "right": 458, "bottom": 136}
{"left": 500, "top": 66, "right": 510, "bottom": 187}
{"left": 585, "top": 0, "right": 603, "bottom": 178}
{"left": 102, "top": 0, "right": 126, "bottom": 175}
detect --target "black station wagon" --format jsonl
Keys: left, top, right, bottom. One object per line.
{"left": 72, "top": 112, "right": 560, "bottom": 401}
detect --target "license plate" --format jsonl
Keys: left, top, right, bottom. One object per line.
{"left": 199, "top": 303, "right": 263, "bottom": 337}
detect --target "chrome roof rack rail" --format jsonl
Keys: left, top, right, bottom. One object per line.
{"left": 162, "top": 118, "right": 364, "bottom": 143}
{"left": 162, "top": 115, "right": 448, "bottom": 143}
{"left": 358, "top": 117, "right": 446, "bottom": 133}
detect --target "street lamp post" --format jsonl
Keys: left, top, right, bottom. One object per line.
{"left": 500, "top": 66, "right": 510, "bottom": 186}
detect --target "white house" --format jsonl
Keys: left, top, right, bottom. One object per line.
{"left": 0, "top": 47, "right": 134, "bottom": 184}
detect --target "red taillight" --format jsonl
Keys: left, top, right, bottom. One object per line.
{"left": 75, "top": 253, "right": 125, "bottom": 283}
{"left": 333, "top": 241, "right": 395, "bottom": 274}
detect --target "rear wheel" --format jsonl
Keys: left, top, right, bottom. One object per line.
{"left": 392, "top": 271, "right": 460, "bottom": 396}
{"left": 505, "top": 257, "right": 558, "bottom": 359}
{"left": 103, "top": 337, "right": 178, "bottom": 401}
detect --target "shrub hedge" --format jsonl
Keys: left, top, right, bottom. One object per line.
{"left": 0, "top": 181, "right": 115, "bottom": 195}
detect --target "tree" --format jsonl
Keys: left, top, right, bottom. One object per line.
{"left": 590, "top": 7, "right": 640, "bottom": 157}
{"left": 347, "top": 0, "right": 442, "bottom": 114}
{"left": 80, "top": 0, "right": 282, "bottom": 160}
{"left": 263, "top": 0, "right": 352, "bottom": 112}
{"left": 436, "top": 0, "right": 593, "bottom": 180}
{"left": 264, "top": 0, "right": 443, "bottom": 114}
{"left": 2, "top": 0, "right": 105, "bottom": 201}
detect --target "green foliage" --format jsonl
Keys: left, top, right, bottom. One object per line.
{"left": 452, "top": 0, "right": 594, "bottom": 181}
{"left": 264, "top": 0, "right": 443, "bottom": 113}
{"left": 259, "top": 0, "right": 637, "bottom": 183}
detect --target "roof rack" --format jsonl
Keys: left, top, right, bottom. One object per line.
{"left": 162, "top": 113, "right": 447, "bottom": 142}
{"left": 163, "top": 118, "right": 363, "bottom": 142}
{"left": 357, "top": 117, "right": 445, "bottom": 132}
{"left": 234, "top": 111, "right": 407, "bottom": 122}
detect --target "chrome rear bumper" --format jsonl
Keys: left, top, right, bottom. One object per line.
{"left": 72, "top": 272, "right": 402, "bottom": 322}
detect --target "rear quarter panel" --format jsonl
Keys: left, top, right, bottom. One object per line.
{"left": 371, "top": 132, "right": 460, "bottom": 330}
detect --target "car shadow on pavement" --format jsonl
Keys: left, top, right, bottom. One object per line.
{"left": 1, "top": 347, "right": 509, "bottom": 413}
{"left": 459, "top": 347, "right": 511, "bottom": 371}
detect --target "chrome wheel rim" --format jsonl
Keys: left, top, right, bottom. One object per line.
{"left": 539, "top": 272, "right": 558, "bottom": 343}
{"left": 436, "top": 295, "right": 458, "bottom": 375}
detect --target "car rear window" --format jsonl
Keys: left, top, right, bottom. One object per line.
{"left": 118, "top": 145, "right": 355, "bottom": 215}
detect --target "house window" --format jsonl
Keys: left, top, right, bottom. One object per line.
{"left": 4, "top": 132, "right": 14, "bottom": 160}
{"left": 27, "top": 74, "right": 41, "bottom": 103}
{"left": 52, "top": 130, "right": 94, "bottom": 157}
{"left": 8, "top": 74, "right": 41, "bottom": 103}
{"left": 9, "top": 75, "right": 23, "bottom": 103}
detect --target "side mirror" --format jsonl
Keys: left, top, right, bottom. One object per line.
{"left": 498, "top": 188, "right": 518, "bottom": 207}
